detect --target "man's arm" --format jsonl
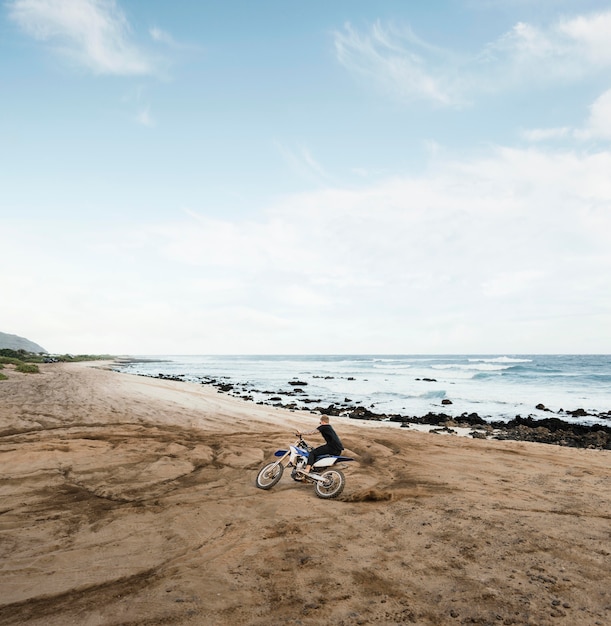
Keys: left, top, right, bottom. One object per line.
{"left": 297, "top": 427, "right": 320, "bottom": 436}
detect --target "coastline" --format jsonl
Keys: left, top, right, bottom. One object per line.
{"left": 111, "top": 355, "right": 611, "bottom": 431}
{"left": 0, "top": 361, "right": 609, "bottom": 625}
{"left": 114, "top": 361, "right": 611, "bottom": 450}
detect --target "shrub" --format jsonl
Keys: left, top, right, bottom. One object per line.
{"left": 0, "top": 372, "right": 7, "bottom": 381}
{"left": 0, "top": 348, "right": 26, "bottom": 359}
{"left": 16, "top": 362, "right": 39, "bottom": 374}
{"left": 0, "top": 357, "right": 22, "bottom": 365}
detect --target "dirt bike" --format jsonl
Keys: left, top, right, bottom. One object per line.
{"left": 255, "top": 435, "right": 354, "bottom": 499}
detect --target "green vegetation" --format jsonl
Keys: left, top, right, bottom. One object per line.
{"left": 0, "top": 357, "right": 23, "bottom": 365}
{"left": 55, "top": 354, "right": 116, "bottom": 362}
{"left": 0, "top": 349, "right": 114, "bottom": 363}
{"left": 0, "top": 349, "right": 115, "bottom": 379}
{"left": 0, "top": 348, "right": 38, "bottom": 361}
{"left": 15, "top": 362, "right": 40, "bottom": 373}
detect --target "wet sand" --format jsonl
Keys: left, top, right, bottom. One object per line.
{"left": 0, "top": 362, "right": 609, "bottom": 625}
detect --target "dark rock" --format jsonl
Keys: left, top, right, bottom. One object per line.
{"left": 441, "top": 398, "right": 453, "bottom": 405}
{"left": 348, "top": 406, "right": 384, "bottom": 421}
{"left": 459, "top": 412, "right": 487, "bottom": 426}
{"left": 470, "top": 431, "right": 487, "bottom": 439}
{"left": 536, "top": 403, "right": 552, "bottom": 412}
{"left": 318, "top": 404, "right": 342, "bottom": 416}
{"left": 157, "top": 373, "right": 184, "bottom": 382}
{"left": 566, "top": 408, "right": 590, "bottom": 417}
{"left": 490, "top": 415, "right": 611, "bottom": 449}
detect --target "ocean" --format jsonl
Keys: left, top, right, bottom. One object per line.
{"left": 115, "top": 354, "right": 611, "bottom": 427}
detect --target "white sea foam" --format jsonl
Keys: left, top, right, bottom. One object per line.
{"left": 468, "top": 356, "right": 533, "bottom": 363}
{"left": 118, "top": 355, "right": 611, "bottom": 426}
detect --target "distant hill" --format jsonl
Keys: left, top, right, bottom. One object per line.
{"left": 0, "top": 332, "right": 47, "bottom": 354}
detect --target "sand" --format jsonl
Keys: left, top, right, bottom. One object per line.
{"left": 0, "top": 361, "right": 609, "bottom": 626}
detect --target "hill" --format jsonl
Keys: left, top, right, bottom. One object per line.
{"left": 0, "top": 332, "right": 47, "bottom": 354}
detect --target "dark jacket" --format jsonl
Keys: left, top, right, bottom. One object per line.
{"left": 317, "top": 423, "right": 343, "bottom": 453}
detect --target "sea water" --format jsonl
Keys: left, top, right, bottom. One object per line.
{"left": 116, "top": 354, "right": 611, "bottom": 426}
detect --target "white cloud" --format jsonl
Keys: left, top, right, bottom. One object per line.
{"left": 521, "top": 127, "right": 571, "bottom": 142}
{"left": 7, "top": 0, "right": 154, "bottom": 75}
{"left": 3, "top": 143, "right": 611, "bottom": 354}
{"left": 123, "top": 146, "right": 610, "bottom": 351}
{"left": 486, "top": 11, "right": 611, "bottom": 83}
{"left": 335, "top": 10, "right": 611, "bottom": 105}
{"left": 527, "top": 88, "right": 611, "bottom": 142}
{"left": 334, "top": 21, "right": 464, "bottom": 107}
{"left": 556, "top": 11, "right": 611, "bottom": 66}
{"left": 481, "top": 269, "right": 546, "bottom": 297}
{"left": 579, "top": 89, "right": 611, "bottom": 140}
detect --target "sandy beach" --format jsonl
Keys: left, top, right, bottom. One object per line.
{"left": 0, "top": 362, "right": 609, "bottom": 626}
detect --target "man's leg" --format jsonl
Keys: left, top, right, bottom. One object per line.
{"left": 304, "top": 445, "right": 332, "bottom": 473}
{"left": 303, "top": 448, "right": 317, "bottom": 473}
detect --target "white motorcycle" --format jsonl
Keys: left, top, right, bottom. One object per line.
{"left": 255, "top": 435, "right": 354, "bottom": 499}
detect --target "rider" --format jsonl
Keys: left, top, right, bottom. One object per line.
{"left": 298, "top": 415, "right": 344, "bottom": 474}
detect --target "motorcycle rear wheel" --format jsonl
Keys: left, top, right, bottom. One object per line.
{"left": 256, "top": 462, "right": 284, "bottom": 489}
{"left": 314, "top": 469, "right": 345, "bottom": 499}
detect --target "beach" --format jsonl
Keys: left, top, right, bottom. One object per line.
{"left": 0, "top": 362, "right": 609, "bottom": 626}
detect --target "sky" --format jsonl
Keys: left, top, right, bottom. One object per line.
{"left": 1, "top": 0, "right": 611, "bottom": 355}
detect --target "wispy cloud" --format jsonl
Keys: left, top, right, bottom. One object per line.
{"left": 149, "top": 26, "right": 175, "bottom": 46}
{"left": 335, "top": 10, "right": 611, "bottom": 106}
{"left": 7, "top": 0, "right": 154, "bottom": 75}
{"left": 334, "top": 20, "right": 464, "bottom": 107}
{"left": 520, "top": 127, "right": 571, "bottom": 142}
{"left": 484, "top": 11, "right": 611, "bottom": 83}
{"left": 275, "top": 142, "right": 336, "bottom": 186}
{"left": 136, "top": 106, "right": 155, "bottom": 127}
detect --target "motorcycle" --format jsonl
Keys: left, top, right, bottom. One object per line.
{"left": 255, "top": 435, "right": 354, "bottom": 499}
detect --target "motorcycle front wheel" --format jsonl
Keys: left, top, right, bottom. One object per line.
{"left": 256, "top": 462, "right": 284, "bottom": 490}
{"left": 314, "top": 469, "right": 345, "bottom": 499}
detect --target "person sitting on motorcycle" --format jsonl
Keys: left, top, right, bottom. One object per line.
{"left": 297, "top": 415, "right": 344, "bottom": 474}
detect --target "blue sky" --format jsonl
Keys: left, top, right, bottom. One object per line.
{"left": 2, "top": 0, "right": 611, "bottom": 355}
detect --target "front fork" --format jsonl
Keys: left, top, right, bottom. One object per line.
{"left": 271, "top": 449, "right": 329, "bottom": 483}
{"left": 269, "top": 450, "right": 290, "bottom": 471}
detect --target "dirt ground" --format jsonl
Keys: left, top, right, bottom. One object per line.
{"left": 0, "top": 362, "right": 609, "bottom": 626}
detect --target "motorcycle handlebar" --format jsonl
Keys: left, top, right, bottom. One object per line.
{"left": 293, "top": 435, "right": 313, "bottom": 451}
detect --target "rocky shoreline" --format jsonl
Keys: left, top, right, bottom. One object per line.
{"left": 126, "top": 367, "right": 611, "bottom": 450}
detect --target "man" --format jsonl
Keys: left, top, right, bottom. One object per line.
{"left": 298, "top": 415, "right": 344, "bottom": 474}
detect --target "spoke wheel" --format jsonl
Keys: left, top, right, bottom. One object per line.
{"left": 314, "top": 469, "right": 345, "bottom": 499}
{"left": 255, "top": 462, "right": 284, "bottom": 490}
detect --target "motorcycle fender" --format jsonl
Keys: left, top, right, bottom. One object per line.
{"left": 274, "top": 450, "right": 288, "bottom": 457}
{"left": 313, "top": 457, "right": 336, "bottom": 468}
